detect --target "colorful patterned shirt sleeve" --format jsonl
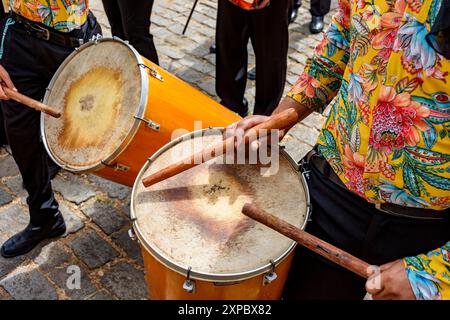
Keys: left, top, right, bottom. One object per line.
{"left": 10, "top": 0, "right": 89, "bottom": 32}
{"left": 404, "top": 241, "right": 450, "bottom": 300}
{"left": 287, "top": 0, "right": 351, "bottom": 112}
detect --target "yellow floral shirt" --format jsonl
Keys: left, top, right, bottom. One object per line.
{"left": 10, "top": 0, "right": 88, "bottom": 32}
{"left": 288, "top": 0, "right": 449, "bottom": 299}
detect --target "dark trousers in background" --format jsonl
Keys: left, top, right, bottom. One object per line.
{"left": 102, "top": 0, "right": 159, "bottom": 64}
{"left": 283, "top": 152, "right": 450, "bottom": 299}
{"left": 310, "top": 0, "right": 331, "bottom": 16}
{"left": 216, "top": 0, "right": 291, "bottom": 116}
{"left": 0, "top": 14, "right": 101, "bottom": 226}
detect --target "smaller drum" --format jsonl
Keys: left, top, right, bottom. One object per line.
{"left": 41, "top": 38, "right": 240, "bottom": 186}
{"left": 131, "top": 128, "right": 311, "bottom": 300}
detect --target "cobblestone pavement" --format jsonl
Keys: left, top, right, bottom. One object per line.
{"left": 0, "top": 0, "right": 336, "bottom": 300}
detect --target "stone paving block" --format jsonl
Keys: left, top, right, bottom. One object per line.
{"left": 281, "top": 135, "right": 314, "bottom": 164}
{"left": 0, "top": 269, "right": 58, "bottom": 300}
{"left": 289, "top": 123, "right": 321, "bottom": 146}
{"left": 48, "top": 266, "right": 96, "bottom": 300}
{"left": 60, "top": 204, "right": 85, "bottom": 236}
{"left": 198, "top": 78, "right": 216, "bottom": 97}
{"left": 301, "top": 112, "right": 327, "bottom": 130}
{"left": 0, "top": 156, "right": 19, "bottom": 178}
{"left": 86, "top": 290, "right": 115, "bottom": 300}
{"left": 34, "top": 242, "right": 72, "bottom": 274}
{"left": 82, "top": 201, "right": 126, "bottom": 235}
{"left": 112, "top": 229, "right": 143, "bottom": 265}
{"left": 0, "top": 189, "right": 12, "bottom": 206}
{"left": 158, "top": 44, "right": 186, "bottom": 60}
{"left": 100, "top": 262, "right": 147, "bottom": 300}
{"left": 4, "top": 175, "right": 27, "bottom": 198}
{"left": 87, "top": 175, "right": 131, "bottom": 200}
{"left": 0, "top": 205, "right": 28, "bottom": 278}
{"left": 177, "top": 68, "right": 206, "bottom": 84}
{"left": 0, "top": 287, "right": 11, "bottom": 300}
{"left": 52, "top": 173, "right": 96, "bottom": 204}
{"left": 68, "top": 229, "right": 118, "bottom": 269}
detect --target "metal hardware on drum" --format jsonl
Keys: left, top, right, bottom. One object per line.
{"left": 183, "top": 267, "right": 196, "bottom": 294}
{"left": 139, "top": 63, "right": 164, "bottom": 82}
{"left": 263, "top": 260, "right": 278, "bottom": 286}
{"left": 100, "top": 161, "right": 130, "bottom": 172}
{"left": 134, "top": 115, "right": 160, "bottom": 131}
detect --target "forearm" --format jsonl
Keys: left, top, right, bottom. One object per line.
{"left": 272, "top": 96, "right": 313, "bottom": 129}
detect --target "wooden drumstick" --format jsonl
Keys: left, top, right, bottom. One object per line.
{"left": 2, "top": 85, "right": 61, "bottom": 118}
{"left": 242, "top": 203, "right": 372, "bottom": 279}
{"left": 142, "top": 108, "right": 299, "bottom": 188}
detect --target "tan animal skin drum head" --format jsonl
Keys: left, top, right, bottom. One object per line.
{"left": 42, "top": 39, "right": 144, "bottom": 171}
{"left": 132, "top": 129, "right": 308, "bottom": 281}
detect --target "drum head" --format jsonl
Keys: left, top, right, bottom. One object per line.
{"left": 132, "top": 129, "right": 309, "bottom": 281}
{"left": 41, "top": 38, "right": 146, "bottom": 171}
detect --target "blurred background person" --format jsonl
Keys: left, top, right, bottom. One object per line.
{"left": 101, "top": 0, "right": 159, "bottom": 64}
{"left": 215, "top": 0, "right": 291, "bottom": 117}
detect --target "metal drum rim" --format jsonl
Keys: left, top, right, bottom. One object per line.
{"left": 130, "top": 127, "right": 311, "bottom": 282}
{"left": 40, "top": 36, "right": 149, "bottom": 173}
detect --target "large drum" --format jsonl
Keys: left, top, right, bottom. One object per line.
{"left": 41, "top": 38, "right": 240, "bottom": 186}
{"left": 131, "top": 129, "right": 310, "bottom": 300}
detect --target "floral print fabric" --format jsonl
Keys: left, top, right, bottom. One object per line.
{"left": 10, "top": 0, "right": 88, "bottom": 32}
{"left": 228, "top": 0, "right": 270, "bottom": 10}
{"left": 288, "top": 0, "right": 449, "bottom": 299}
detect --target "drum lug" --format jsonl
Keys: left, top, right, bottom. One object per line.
{"left": 134, "top": 116, "right": 160, "bottom": 132}
{"left": 139, "top": 63, "right": 164, "bottom": 82}
{"left": 128, "top": 229, "right": 137, "bottom": 241}
{"left": 183, "top": 267, "right": 196, "bottom": 294}
{"left": 263, "top": 260, "right": 278, "bottom": 286}
{"left": 101, "top": 161, "right": 130, "bottom": 172}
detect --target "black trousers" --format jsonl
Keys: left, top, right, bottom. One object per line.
{"left": 216, "top": 0, "right": 290, "bottom": 116}
{"left": 0, "top": 14, "right": 101, "bottom": 226}
{"left": 283, "top": 152, "right": 450, "bottom": 299}
{"left": 310, "top": 0, "right": 331, "bottom": 17}
{"left": 101, "top": 0, "right": 159, "bottom": 64}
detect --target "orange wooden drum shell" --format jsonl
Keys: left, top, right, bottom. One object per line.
{"left": 141, "top": 246, "right": 295, "bottom": 300}
{"left": 95, "top": 57, "right": 240, "bottom": 186}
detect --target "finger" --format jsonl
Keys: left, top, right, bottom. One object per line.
{"left": 0, "top": 87, "right": 8, "bottom": 100}
{"left": 365, "top": 270, "right": 383, "bottom": 295}
{"left": 224, "top": 122, "right": 237, "bottom": 140}
{"left": 250, "top": 140, "right": 260, "bottom": 152}
{"left": 0, "top": 69, "right": 16, "bottom": 91}
{"left": 234, "top": 115, "right": 267, "bottom": 133}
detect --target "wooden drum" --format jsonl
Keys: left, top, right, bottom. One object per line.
{"left": 41, "top": 38, "right": 240, "bottom": 186}
{"left": 131, "top": 128, "right": 311, "bottom": 300}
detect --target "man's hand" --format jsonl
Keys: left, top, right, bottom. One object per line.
{"left": 224, "top": 114, "right": 272, "bottom": 151}
{"left": 366, "top": 259, "right": 416, "bottom": 300}
{"left": 0, "top": 64, "right": 17, "bottom": 100}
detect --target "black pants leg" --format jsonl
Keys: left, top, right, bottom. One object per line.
{"left": 283, "top": 154, "right": 450, "bottom": 299}
{"left": 102, "top": 0, "right": 159, "bottom": 64}
{"left": 101, "top": 0, "right": 126, "bottom": 39}
{"left": 216, "top": 0, "right": 249, "bottom": 117}
{"left": 310, "top": 0, "right": 331, "bottom": 16}
{"left": 249, "top": 0, "right": 290, "bottom": 115}
{"left": 0, "top": 15, "right": 101, "bottom": 226}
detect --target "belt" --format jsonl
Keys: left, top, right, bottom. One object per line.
{"left": 304, "top": 148, "right": 449, "bottom": 220}
{"left": 11, "top": 12, "right": 85, "bottom": 48}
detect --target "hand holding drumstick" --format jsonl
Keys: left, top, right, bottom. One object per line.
{"left": 0, "top": 65, "right": 61, "bottom": 118}
{"left": 142, "top": 108, "right": 300, "bottom": 187}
